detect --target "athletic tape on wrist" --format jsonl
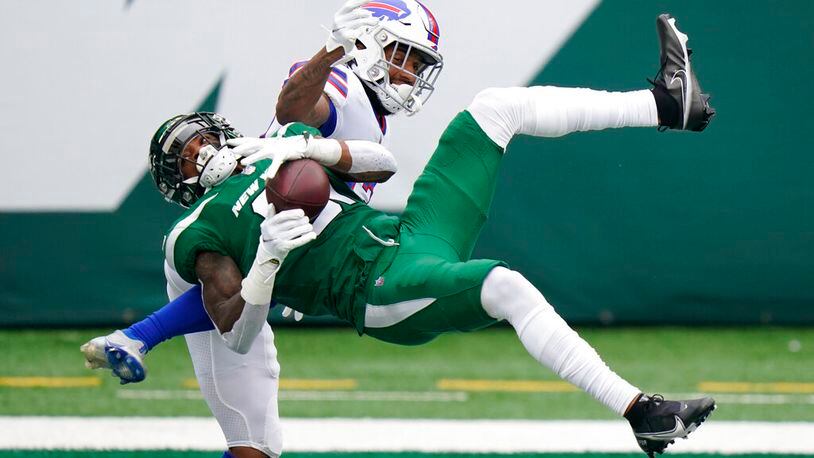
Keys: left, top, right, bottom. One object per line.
{"left": 240, "top": 260, "right": 278, "bottom": 306}
{"left": 307, "top": 138, "right": 342, "bottom": 166}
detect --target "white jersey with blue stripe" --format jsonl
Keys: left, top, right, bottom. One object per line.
{"left": 264, "top": 62, "right": 390, "bottom": 204}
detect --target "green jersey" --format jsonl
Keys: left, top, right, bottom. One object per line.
{"left": 163, "top": 123, "right": 397, "bottom": 332}
{"left": 166, "top": 112, "right": 507, "bottom": 343}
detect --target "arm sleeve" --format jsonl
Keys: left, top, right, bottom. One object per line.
{"left": 344, "top": 140, "right": 397, "bottom": 174}
{"left": 221, "top": 297, "right": 271, "bottom": 354}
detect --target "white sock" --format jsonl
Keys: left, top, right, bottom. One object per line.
{"left": 467, "top": 86, "right": 658, "bottom": 148}
{"left": 481, "top": 267, "right": 641, "bottom": 415}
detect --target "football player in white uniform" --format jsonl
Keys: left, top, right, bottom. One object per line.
{"left": 269, "top": 0, "right": 442, "bottom": 203}
{"left": 81, "top": 2, "right": 444, "bottom": 457}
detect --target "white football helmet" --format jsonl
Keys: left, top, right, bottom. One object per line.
{"left": 347, "top": 0, "right": 443, "bottom": 115}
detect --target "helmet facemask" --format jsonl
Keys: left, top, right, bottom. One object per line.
{"left": 149, "top": 113, "right": 242, "bottom": 208}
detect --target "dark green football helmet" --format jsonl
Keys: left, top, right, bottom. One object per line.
{"left": 149, "top": 112, "right": 242, "bottom": 208}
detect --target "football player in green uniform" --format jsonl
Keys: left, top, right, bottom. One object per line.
{"left": 88, "top": 14, "right": 717, "bottom": 458}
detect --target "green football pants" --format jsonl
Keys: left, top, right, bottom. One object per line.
{"left": 363, "top": 110, "right": 508, "bottom": 345}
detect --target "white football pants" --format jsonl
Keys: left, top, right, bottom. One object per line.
{"left": 166, "top": 264, "right": 282, "bottom": 458}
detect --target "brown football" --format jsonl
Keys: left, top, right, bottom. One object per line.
{"left": 265, "top": 159, "right": 330, "bottom": 222}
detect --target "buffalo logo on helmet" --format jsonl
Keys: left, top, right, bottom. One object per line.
{"left": 363, "top": 0, "right": 411, "bottom": 21}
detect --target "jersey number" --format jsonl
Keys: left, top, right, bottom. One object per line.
{"left": 252, "top": 190, "right": 270, "bottom": 217}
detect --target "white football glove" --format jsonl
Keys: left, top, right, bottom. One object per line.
{"left": 281, "top": 306, "right": 304, "bottom": 322}
{"left": 228, "top": 134, "right": 341, "bottom": 180}
{"left": 325, "top": 0, "right": 378, "bottom": 54}
{"left": 229, "top": 136, "right": 308, "bottom": 180}
{"left": 257, "top": 208, "right": 316, "bottom": 268}
{"left": 241, "top": 208, "right": 316, "bottom": 306}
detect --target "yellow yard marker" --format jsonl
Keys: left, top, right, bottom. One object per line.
{"left": 437, "top": 379, "right": 578, "bottom": 393}
{"left": 183, "top": 378, "right": 358, "bottom": 390}
{"left": 280, "top": 379, "right": 358, "bottom": 390}
{"left": 0, "top": 377, "right": 101, "bottom": 388}
{"left": 699, "top": 381, "right": 814, "bottom": 394}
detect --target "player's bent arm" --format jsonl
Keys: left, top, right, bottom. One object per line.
{"left": 195, "top": 252, "right": 242, "bottom": 328}
{"left": 195, "top": 251, "right": 269, "bottom": 355}
{"left": 275, "top": 47, "right": 345, "bottom": 127}
{"left": 276, "top": 0, "right": 377, "bottom": 125}
{"left": 192, "top": 209, "right": 315, "bottom": 354}
{"left": 234, "top": 136, "right": 398, "bottom": 183}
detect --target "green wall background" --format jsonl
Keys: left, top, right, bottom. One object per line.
{"left": 1, "top": 1, "right": 812, "bottom": 326}
{"left": 0, "top": 83, "right": 224, "bottom": 327}
{"left": 475, "top": 0, "right": 814, "bottom": 324}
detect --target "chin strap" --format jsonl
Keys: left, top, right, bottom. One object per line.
{"left": 197, "top": 145, "right": 238, "bottom": 188}
{"left": 397, "top": 84, "right": 423, "bottom": 116}
{"left": 382, "top": 83, "right": 423, "bottom": 116}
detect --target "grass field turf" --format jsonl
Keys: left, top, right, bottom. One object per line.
{"left": 1, "top": 327, "right": 812, "bottom": 421}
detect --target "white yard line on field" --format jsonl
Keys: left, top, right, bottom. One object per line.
{"left": 1, "top": 417, "right": 813, "bottom": 454}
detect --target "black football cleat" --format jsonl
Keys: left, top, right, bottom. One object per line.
{"left": 625, "top": 394, "right": 716, "bottom": 457}
{"left": 651, "top": 14, "right": 715, "bottom": 131}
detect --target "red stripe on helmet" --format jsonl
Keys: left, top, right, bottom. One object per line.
{"left": 416, "top": 1, "right": 440, "bottom": 46}
{"left": 364, "top": 2, "right": 402, "bottom": 13}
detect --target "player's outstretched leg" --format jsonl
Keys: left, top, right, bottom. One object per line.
{"left": 80, "top": 284, "right": 216, "bottom": 384}
{"left": 466, "top": 16, "right": 713, "bottom": 149}
{"left": 80, "top": 330, "right": 147, "bottom": 384}
{"left": 480, "top": 267, "right": 715, "bottom": 456}
{"left": 467, "top": 84, "right": 659, "bottom": 149}
{"left": 466, "top": 15, "right": 715, "bottom": 456}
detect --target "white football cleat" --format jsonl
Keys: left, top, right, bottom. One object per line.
{"left": 80, "top": 330, "right": 147, "bottom": 384}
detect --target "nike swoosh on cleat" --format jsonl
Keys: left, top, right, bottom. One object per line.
{"left": 664, "top": 17, "right": 693, "bottom": 128}
{"left": 636, "top": 416, "right": 688, "bottom": 440}
{"left": 670, "top": 69, "right": 689, "bottom": 128}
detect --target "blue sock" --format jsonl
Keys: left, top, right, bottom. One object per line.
{"left": 123, "top": 285, "right": 215, "bottom": 352}
{"left": 222, "top": 452, "right": 235, "bottom": 458}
